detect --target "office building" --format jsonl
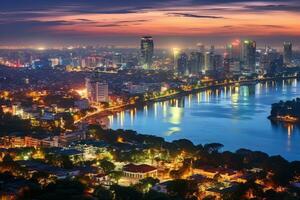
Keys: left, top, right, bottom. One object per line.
{"left": 241, "top": 40, "right": 256, "bottom": 73}
{"left": 283, "top": 42, "right": 292, "bottom": 66}
{"left": 141, "top": 36, "right": 154, "bottom": 69}
{"left": 204, "top": 52, "right": 214, "bottom": 73}
{"left": 85, "top": 78, "right": 109, "bottom": 103}
{"left": 177, "top": 53, "right": 189, "bottom": 75}
{"left": 173, "top": 48, "right": 181, "bottom": 71}
{"left": 213, "top": 54, "right": 224, "bottom": 72}
{"left": 189, "top": 52, "right": 204, "bottom": 74}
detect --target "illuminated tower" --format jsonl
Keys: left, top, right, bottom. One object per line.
{"left": 283, "top": 42, "right": 292, "bottom": 66}
{"left": 204, "top": 51, "right": 214, "bottom": 73}
{"left": 189, "top": 52, "right": 204, "bottom": 74}
{"left": 225, "top": 40, "right": 241, "bottom": 75}
{"left": 141, "top": 36, "right": 154, "bottom": 69}
{"left": 173, "top": 48, "right": 181, "bottom": 71}
{"left": 177, "top": 53, "right": 188, "bottom": 75}
{"left": 85, "top": 78, "right": 109, "bottom": 103}
{"left": 241, "top": 40, "right": 256, "bottom": 73}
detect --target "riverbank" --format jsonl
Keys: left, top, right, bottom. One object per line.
{"left": 268, "top": 115, "right": 300, "bottom": 123}
{"left": 268, "top": 97, "right": 300, "bottom": 124}
{"left": 82, "top": 74, "right": 300, "bottom": 122}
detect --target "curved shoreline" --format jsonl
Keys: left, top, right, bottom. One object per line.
{"left": 83, "top": 75, "right": 300, "bottom": 121}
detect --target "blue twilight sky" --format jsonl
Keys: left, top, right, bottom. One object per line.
{"left": 1, "top": 0, "right": 300, "bottom": 48}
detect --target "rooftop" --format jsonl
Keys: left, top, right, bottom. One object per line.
{"left": 123, "top": 163, "right": 157, "bottom": 173}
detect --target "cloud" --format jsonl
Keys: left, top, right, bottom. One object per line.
{"left": 168, "top": 12, "right": 225, "bottom": 19}
{"left": 95, "top": 19, "right": 151, "bottom": 28}
{"left": 0, "top": 0, "right": 299, "bottom": 46}
{"left": 244, "top": 4, "right": 300, "bottom": 12}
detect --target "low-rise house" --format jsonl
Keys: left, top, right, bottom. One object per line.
{"left": 94, "top": 174, "right": 112, "bottom": 186}
{"left": 59, "top": 131, "right": 86, "bottom": 146}
{"left": 123, "top": 163, "right": 157, "bottom": 180}
{"left": 17, "top": 160, "right": 80, "bottom": 179}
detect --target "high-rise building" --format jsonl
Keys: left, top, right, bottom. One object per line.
{"left": 204, "top": 51, "right": 214, "bottom": 73}
{"left": 85, "top": 78, "right": 109, "bottom": 103}
{"left": 188, "top": 52, "right": 204, "bottom": 74}
{"left": 173, "top": 48, "right": 181, "bottom": 71}
{"left": 225, "top": 41, "right": 241, "bottom": 75}
{"left": 213, "top": 54, "right": 224, "bottom": 72}
{"left": 141, "top": 36, "right": 154, "bottom": 69}
{"left": 197, "top": 43, "right": 205, "bottom": 53}
{"left": 283, "top": 42, "right": 292, "bottom": 66}
{"left": 259, "top": 47, "right": 280, "bottom": 73}
{"left": 241, "top": 40, "right": 256, "bottom": 73}
{"left": 112, "top": 53, "right": 123, "bottom": 68}
{"left": 227, "top": 40, "right": 241, "bottom": 60}
{"left": 177, "top": 53, "right": 189, "bottom": 75}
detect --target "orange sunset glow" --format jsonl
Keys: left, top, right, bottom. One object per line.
{"left": 1, "top": 0, "right": 300, "bottom": 47}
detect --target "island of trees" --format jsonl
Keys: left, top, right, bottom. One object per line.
{"left": 269, "top": 98, "right": 300, "bottom": 123}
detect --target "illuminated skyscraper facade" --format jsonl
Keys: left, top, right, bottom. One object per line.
{"left": 85, "top": 78, "right": 109, "bottom": 103}
{"left": 189, "top": 52, "right": 204, "bottom": 74}
{"left": 283, "top": 42, "right": 292, "bottom": 66}
{"left": 241, "top": 40, "right": 256, "bottom": 73}
{"left": 141, "top": 36, "right": 154, "bottom": 69}
{"left": 177, "top": 53, "right": 189, "bottom": 75}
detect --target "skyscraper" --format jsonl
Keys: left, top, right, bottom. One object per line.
{"left": 241, "top": 40, "right": 256, "bottom": 73}
{"left": 283, "top": 42, "right": 292, "bottom": 66}
{"left": 141, "top": 36, "right": 154, "bottom": 69}
{"left": 204, "top": 51, "right": 214, "bottom": 73}
{"left": 177, "top": 53, "right": 189, "bottom": 75}
{"left": 85, "top": 78, "right": 109, "bottom": 103}
{"left": 189, "top": 52, "right": 204, "bottom": 74}
{"left": 173, "top": 48, "right": 181, "bottom": 71}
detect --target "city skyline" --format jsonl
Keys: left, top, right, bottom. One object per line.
{"left": 1, "top": 0, "right": 300, "bottom": 48}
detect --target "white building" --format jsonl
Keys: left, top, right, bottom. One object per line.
{"left": 123, "top": 164, "right": 157, "bottom": 180}
{"left": 86, "top": 78, "right": 109, "bottom": 103}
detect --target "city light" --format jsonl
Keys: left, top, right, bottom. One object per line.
{"left": 0, "top": 1, "right": 300, "bottom": 199}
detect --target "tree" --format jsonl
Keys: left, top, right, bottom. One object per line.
{"left": 204, "top": 143, "right": 224, "bottom": 154}
{"left": 143, "top": 190, "right": 172, "bottom": 200}
{"left": 172, "top": 139, "right": 196, "bottom": 154}
{"left": 29, "top": 179, "right": 92, "bottom": 200}
{"left": 93, "top": 186, "right": 113, "bottom": 200}
{"left": 135, "top": 177, "right": 159, "bottom": 193}
{"left": 60, "top": 155, "right": 74, "bottom": 169}
{"left": 166, "top": 179, "right": 198, "bottom": 199}
{"left": 111, "top": 185, "right": 143, "bottom": 200}
{"left": 100, "top": 159, "right": 115, "bottom": 174}
{"left": 2, "top": 154, "right": 14, "bottom": 164}
{"left": 110, "top": 171, "right": 123, "bottom": 184}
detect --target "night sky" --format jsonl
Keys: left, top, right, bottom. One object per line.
{"left": 1, "top": 0, "right": 300, "bottom": 48}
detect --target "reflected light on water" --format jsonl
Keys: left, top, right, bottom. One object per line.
{"left": 108, "top": 115, "right": 113, "bottom": 127}
{"left": 144, "top": 105, "right": 148, "bottom": 116}
{"left": 293, "top": 79, "right": 297, "bottom": 87}
{"left": 224, "top": 86, "right": 227, "bottom": 98}
{"left": 164, "top": 127, "right": 181, "bottom": 136}
{"left": 130, "top": 109, "right": 135, "bottom": 125}
{"left": 108, "top": 78, "right": 300, "bottom": 160}
{"left": 168, "top": 107, "right": 183, "bottom": 125}
{"left": 154, "top": 102, "right": 158, "bottom": 118}
{"left": 286, "top": 123, "right": 294, "bottom": 151}
{"left": 197, "top": 93, "right": 201, "bottom": 103}
{"left": 163, "top": 101, "right": 167, "bottom": 117}
{"left": 231, "top": 86, "right": 240, "bottom": 108}
{"left": 188, "top": 94, "right": 192, "bottom": 108}
{"left": 120, "top": 111, "right": 125, "bottom": 127}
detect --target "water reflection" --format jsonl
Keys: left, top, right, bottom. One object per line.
{"left": 107, "top": 79, "right": 300, "bottom": 160}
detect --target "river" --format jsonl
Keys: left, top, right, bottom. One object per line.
{"left": 108, "top": 78, "right": 300, "bottom": 161}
